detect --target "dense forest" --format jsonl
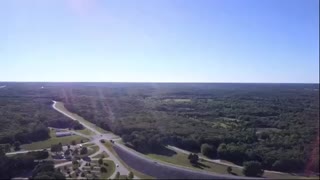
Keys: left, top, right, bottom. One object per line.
{"left": 0, "top": 151, "right": 65, "bottom": 179}
{"left": 58, "top": 83, "right": 319, "bottom": 174}
{"left": 0, "top": 83, "right": 83, "bottom": 149}
{"left": 0, "top": 82, "right": 319, "bottom": 174}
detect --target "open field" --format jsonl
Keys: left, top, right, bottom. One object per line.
{"left": 21, "top": 129, "right": 89, "bottom": 150}
{"left": 75, "top": 129, "right": 94, "bottom": 136}
{"left": 93, "top": 159, "right": 116, "bottom": 179}
{"left": 91, "top": 151, "right": 109, "bottom": 159}
{"left": 87, "top": 145, "right": 100, "bottom": 156}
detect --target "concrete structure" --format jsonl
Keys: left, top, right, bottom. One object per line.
{"left": 56, "top": 131, "right": 73, "bottom": 137}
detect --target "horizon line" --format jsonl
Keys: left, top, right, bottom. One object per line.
{"left": 0, "top": 81, "right": 319, "bottom": 84}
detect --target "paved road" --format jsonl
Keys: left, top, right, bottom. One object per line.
{"left": 52, "top": 101, "right": 132, "bottom": 178}
{"left": 52, "top": 101, "right": 249, "bottom": 179}
{"left": 93, "top": 138, "right": 131, "bottom": 179}
{"left": 113, "top": 143, "right": 250, "bottom": 179}
{"left": 6, "top": 149, "right": 44, "bottom": 155}
{"left": 52, "top": 101, "right": 101, "bottom": 135}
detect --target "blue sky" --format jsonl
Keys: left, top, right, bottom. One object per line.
{"left": 0, "top": 0, "right": 319, "bottom": 83}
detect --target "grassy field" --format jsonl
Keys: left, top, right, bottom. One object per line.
{"left": 103, "top": 141, "right": 154, "bottom": 179}
{"left": 145, "top": 150, "right": 316, "bottom": 179}
{"left": 21, "top": 129, "right": 89, "bottom": 150}
{"left": 91, "top": 159, "right": 115, "bottom": 179}
{"left": 82, "top": 143, "right": 94, "bottom": 147}
{"left": 54, "top": 102, "right": 108, "bottom": 134}
{"left": 75, "top": 129, "right": 94, "bottom": 136}
{"left": 146, "top": 151, "right": 243, "bottom": 175}
{"left": 119, "top": 175, "right": 129, "bottom": 179}
{"left": 92, "top": 151, "right": 109, "bottom": 159}
{"left": 87, "top": 145, "right": 100, "bottom": 156}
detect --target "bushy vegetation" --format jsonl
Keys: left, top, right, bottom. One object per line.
{"left": 0, "top": 149, "right": 49, "bottom": 179}
{"left": 58, "top": 83, "right": 318, "bottom": 174}
{"left": 242, "top": 161, "right": 264, "bottom": 177}
{"left": 1, "top": 83, "right": 319, "bottom": 175}
{"left": 32, "top": 161, "right": 65, "bottom": 179}
{"left": 0, "top": 83, "right": 84, "bottom": 147}
{"left": 201, "top": 143, "right": 216, "bottom": 158}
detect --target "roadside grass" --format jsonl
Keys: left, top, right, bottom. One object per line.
{"left": 54, "top": 102, "right": 108, "bottom": 134}
{"left": 145, "top": 147, "right": 314, "bottom": 179}
{"left": 73, "top": 145, "right": 100, "bottom": 158}
{"left": 75, "top": 129, "right": 94, "bottom": 136}
{"left": 146, "top": 151, "right": 242, "bottom": 175}
{"left": 91, "top": 159, "right": 115, "bottom": 179}
{"left": 87, "top": 145, "right": 100, "bottom": 156}
{"left": 82, "top": 143, "right": 94, "bottom": 147}
{"left": 92, "top": 151, "right": 109, "bottom": 159}
{"left": 103, "top": 141, "right": 154, "bottom": 179}
{"left": 119, "top": 175, "right": 128, "bottom": 179}
{"left": 21, "top": 129, "right": 89, "bottom": 150}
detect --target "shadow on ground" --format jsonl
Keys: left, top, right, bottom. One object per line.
{"left": 192, "top": 162, "right": 211, "bottom": 169}
{"left": 229, "top": 172, "right": 238, "bottom": 176}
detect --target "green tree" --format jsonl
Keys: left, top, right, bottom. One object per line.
{"left": 80, "top": 147, "right": 88, "bottom": 155}
{"left": 242, "top": 161, "right": 264, "bottom": 177}
{"left": 71, "top": 140, "right": 77, "bottom": 146}
{"left": 201, "top": 143, "right": 216, "bottom": 158}
{"left": 188, "top": 153, "right": 199, "bottom": 164}
{"left": 32, "top": 161, "right": 55, "bottom": 178}
{"left": 74, "top": 148, "right": 79, "bottom": 155}
{"left": 227, "top": 166, "right": 232, "bottom": 174}
{"left": 98, "top": 158, "right": 103, "bottom": 166}
{"left": 51, "top": 144, "right": 62, "bottom": 153}
{"left": 2, "top": 144, "right": 11, "bottom": 153}
{"left": 72, "top": 159, "right": 79, "bottom": 165}
{"left": 217, "top": 143, "right": 227, "bottom": 159}
{"left": 128, "top": 171, "right": 134, "bottom": 179}
{"left": 14, "top": 141, "right": 21, "bottom": 151}
{"left": 64, "top": 149, "right": 71, "bottom": 156}
{"left": 100, "top": 166, "right": 107, "bottom": 173}
{"left": 115, "top": 172, "right": 120, "bottom": 179}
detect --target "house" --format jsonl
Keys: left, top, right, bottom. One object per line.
{"left": 56, "top": 131, "right": 73, "bottom": 137}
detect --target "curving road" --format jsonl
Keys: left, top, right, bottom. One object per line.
{"left": 52, "top": 101, "right": 133, "bottom": 179}
{"left": 113, "top": 142, "right": 254, "bottom": 179}
{"left": 52, "top": 101, "right": 102, "bottom": 135}
{"left": 52, "top": 101, "right": 245, "bottom": 179}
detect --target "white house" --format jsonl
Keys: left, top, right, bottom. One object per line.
{"left": 56, "top": 131, "right": 73, "bottom": 137}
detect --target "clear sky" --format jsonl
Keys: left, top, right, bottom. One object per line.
{"left": 0, "top": 0, "right": 319, "bottom": 83}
